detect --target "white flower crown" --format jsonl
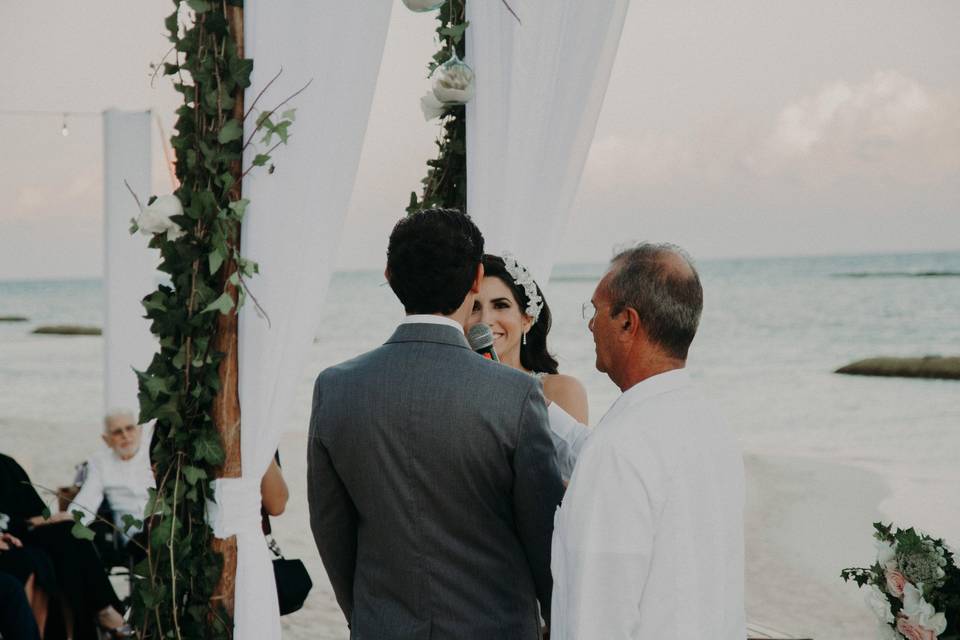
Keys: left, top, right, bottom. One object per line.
{"left": 501, "top": 253, "right": 544, "bottom": 325}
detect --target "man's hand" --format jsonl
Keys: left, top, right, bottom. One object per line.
{"left": 0, "top": 532, "right": 23, "bottom": 551}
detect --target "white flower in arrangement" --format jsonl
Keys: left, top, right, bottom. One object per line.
{"left": 137, "top": 194, "right": 185, "bottom": 241}
{"left": 866, "top": 584, "right": 896, "bottom": 624}
{"left": 402, "top": 0, "right": 445, "bottom": 12}
{"left": 876, "top": 538, "right": 899, "bottom": 570}
{"left": 900, "top": 582, "right": 948, "bottom": 636}
{"left": 420, "top": 91, "right": 447, "bottom": 121}
{"left": 432, "top": 52, "right": 475, "bottom": 105}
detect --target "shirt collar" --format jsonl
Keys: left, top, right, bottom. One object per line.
{"left": 400, "top": 314, "right": 465, "bottom": 332}
{"left": 599, "top": 368, "right": 692, "bottom": 425}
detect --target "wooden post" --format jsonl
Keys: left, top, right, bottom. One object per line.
{"left": 211, "top": 3, "right": 245, "bottom": 619}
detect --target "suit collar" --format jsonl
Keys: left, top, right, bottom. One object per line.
{"left": 386, "top": 322, "right": 472, "bottom": 350}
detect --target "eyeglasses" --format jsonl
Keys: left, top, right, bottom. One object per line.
{"left": 581, "top": 301, "right": 596, "bottom": 321}
{"left": 108, "top": 424, "right": 138, "bottom": 438}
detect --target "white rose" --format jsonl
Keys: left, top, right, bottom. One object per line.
{"left": 876, "top": 538, "right": 898, "bottom": 570}
{"left": 866, "top": 584, "right": 896, "bottom": 624}
{"left": 901, "top": 582, "right": 948, "bottom": 635}
{"left": 420, "top": 91, "right": 446, "bottom": 121}
{"left": 137, "top": 194, "right": 185, "bottom": 241}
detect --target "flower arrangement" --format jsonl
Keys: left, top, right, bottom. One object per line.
{"left": 843, "top": 522, "right": 960, "bottom": 639}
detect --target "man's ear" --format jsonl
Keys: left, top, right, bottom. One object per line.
{"left": 618, "top": 306, "right": 642, "bottom": 342}
{"left": 101, "top": 433, "right": 111, "bottom": 447}
{"left": 470, "top": 263, "right": 484, "bottom": 294}
{"left": 383, "top": 267, "right": 390, "bottom": 282}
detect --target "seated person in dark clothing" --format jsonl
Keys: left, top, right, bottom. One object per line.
{"left": 0, "top": 571, "right": 41, "bottom": 640}
{"left": 0, "top": 453, "right": 133, "bottom": 639}
{"left": 0, "top": 532, "right": 50, "bottom": 637}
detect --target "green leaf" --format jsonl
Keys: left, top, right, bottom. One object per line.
{"left": 252, "top": 154, "right": 270, "bottom": 167}
{"left": 144, "top": 375, "right": 172, "bottom": 401}
{"left": 41, "top": 505, "right": 51, "bottom": 519}
{"left": 280, "top": 108, "right": 297, "bottom": 121}
{"left": 217, "top": 119, "right": 243, "bottom": 144}
{"left": 228, "top": 198, "right": 249, "bottom": 220}
{"left": 193, "top": 434, "right": 225, "bottom": 465}
{"left": 120, "top": 513, "right": 144, "bottom": 533}
{"left": 129, "top": 217, "right": 139, "bottom": 234}
{"left": 208, "top": 247, "right": 226, "bottom": 276}
{"left": 71, "top": 519, "right": 96, "bottom": 542}
{"left": 202, "top": 292, "right": 235, "bottom": 315}
{"left": 182, "top": 466, "right": 207, "bottom": 486}
{"left": 186, "top": 0, "right": 212, "bottom": 13}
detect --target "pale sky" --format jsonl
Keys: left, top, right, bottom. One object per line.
{"left": 1, "top": 1, "right": 958, "bottom": 280}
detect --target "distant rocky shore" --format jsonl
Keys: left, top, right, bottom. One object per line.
{"left": 0, "top": 315, "right": 29, "bottom": 322}
{"left": 32, "top": 325, "right": 102, "bottom": 336}
{"left": 836, "top": 356, "right": 960, "bottom": 380}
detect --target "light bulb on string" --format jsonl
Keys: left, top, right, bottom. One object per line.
{"left": 402, "top": 0, "right": 445, "bottom": 12}
{"left": 60, "top": 113, "right": 69, "bottom": 137}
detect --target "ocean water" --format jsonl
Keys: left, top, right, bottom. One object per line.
{"left": 1, "top": 251, "right": 959, "bottom": 535}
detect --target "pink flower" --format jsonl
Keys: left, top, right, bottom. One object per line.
{"left": 886, "top": 570, "right": 909, "bottom": 598}
{"left": 896, "top": 616, "right": 938, "bottom": 640}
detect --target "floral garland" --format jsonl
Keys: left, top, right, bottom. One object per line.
{"left": 117, "top": 1, "right": 296, "bottom": 636}
{"left": 406, "top": 0, "right": 467, "bottom": 214}
{"left": 843, "top": 522, "right": 960, "bottom": 640}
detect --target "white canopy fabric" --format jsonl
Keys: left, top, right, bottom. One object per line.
{"left": 103, "top": 110, "right": 157, "bottom": 416}
{"left": 466, "top": 0, "right": 631, "bottom": 284}
{"left": 210, "top": 2, "right": 394, "bottom": 638}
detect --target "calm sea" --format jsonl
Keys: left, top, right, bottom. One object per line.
{"left": 2, "top": 251, "right": 959, "bottom": 535}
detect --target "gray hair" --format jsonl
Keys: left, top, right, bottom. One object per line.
{"left": 606, "top": 243, "right": 703, "bottom": 360}
{"left": 103, "top": 408, "right": 137, "bottom": 431}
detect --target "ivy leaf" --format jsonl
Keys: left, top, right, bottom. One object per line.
{"left": 186, "top": 0, "right": 212, "bottom": 13}
{"left": 182, "top": 466, "right": 207, "bottom": 486}
{"left": 280, "top": 108, "right": 297, "bottom": 121}
{"left": 208, "top": 247, "right": 226, "bottom": 276}
{"left": 193, "top": 434, "right": 225, "bottom": 465}
{"left": 120, "top": 514, "right": 144, "bottom": 534}
{"left": 252, "top": 154, "right": 270, "bottom": 167}
{"left": 143, "top": 375, "right": 172, "bottom": 401}
{"left": 202, "top": 292, "right": 235, "bottom": 315}
{"left": 217, "top": 119, "right": 243, "bottom": 144}
{"left": 71, "top": 518, "right": 96, "bottom": 542}
{"left": 129, "top": 217, "right": 139, "bottom": 234}
{"left": 228, "top": 198, "right": 249, "bottom": 221}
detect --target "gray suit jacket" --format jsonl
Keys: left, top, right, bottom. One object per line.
{"left": 308, "top": 322, "right": 565, "bottom": 640}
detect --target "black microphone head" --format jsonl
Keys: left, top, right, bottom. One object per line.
{"left": 467, "top": 323, "right": 494, "bottom": 351}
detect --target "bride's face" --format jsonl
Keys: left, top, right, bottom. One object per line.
{"left": 467, "top": 276, "right": 532, "bottom": 365}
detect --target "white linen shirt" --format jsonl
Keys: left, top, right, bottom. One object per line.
{"left": 68, "top": 427, "right": 155, "bottom": 534}
{"left": 550, "top": 369, "right": 745, "bottom": 640}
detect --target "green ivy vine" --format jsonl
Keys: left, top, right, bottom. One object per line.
{"left": 407, "top": 0, "right": 467, "bottom": 215}
{"left": 128, "top": 0, "right": 295, "bottom": 636}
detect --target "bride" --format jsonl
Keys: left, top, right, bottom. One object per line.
{"left": 466, "top": 253, "right": 588, "bottom": 476}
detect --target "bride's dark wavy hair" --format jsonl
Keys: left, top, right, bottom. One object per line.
{"left": 482, "top": 254, "right": 559, "bottom": 375}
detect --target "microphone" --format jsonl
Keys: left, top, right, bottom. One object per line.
{"left": 467, "top": 324, "right": 499, "bottom": 362}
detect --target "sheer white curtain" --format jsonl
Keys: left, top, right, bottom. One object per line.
{"left": 207, "top": 3, "right": 394, "bottom": 638}
{"left": 103, "top": 110, "right": 157, "bottom": 415}
{"left": 466, "top": 0, "right": 631, "bottom": 283}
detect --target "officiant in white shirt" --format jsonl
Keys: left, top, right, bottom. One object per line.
{"left": 549, "top": 243, "right": 745, "bottom": 640}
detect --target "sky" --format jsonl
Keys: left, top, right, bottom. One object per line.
{"left": 1, "top": 1, "right": 958, "bottom": 280}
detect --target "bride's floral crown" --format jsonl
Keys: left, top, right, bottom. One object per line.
{"left": 501, "top": 253, "right": 544, "bottom": 325}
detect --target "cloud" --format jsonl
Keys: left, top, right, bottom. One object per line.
{"left": 747, "top": 70, "right": 960, "bottom": 185}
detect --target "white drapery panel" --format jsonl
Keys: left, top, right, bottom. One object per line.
{"left": 218, "top": 2, "right": 394, "bottom": 638}
{"left": 466, "top": 0, "right": 631, "bottom": 283}
{"left": 103, "top": 110, "right": 157, "bottom": 415}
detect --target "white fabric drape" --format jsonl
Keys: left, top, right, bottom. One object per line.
{"left": 466, "top": 0, "right": 631, "bottom": 283}
{"left": 215, "top": 3, "right": 394, "bottom": 638}
{"left": 103, "top": 110, "right": 157, "bottom": 415}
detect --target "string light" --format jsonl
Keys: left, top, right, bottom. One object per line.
{"left": 61, "top": 113, "right": 69, "bottom": 137}
{"left": 0, "top": 108, "right": 100, "bottom": 137}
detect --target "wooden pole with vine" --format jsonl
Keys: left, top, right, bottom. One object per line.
{"left": 209, "top": 3, "right": 245, "bottom": 618}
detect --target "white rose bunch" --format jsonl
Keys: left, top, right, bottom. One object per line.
{"left": 137, "top": 194, "right": 185, "bottom": 241}
{"left": 900, "top": 583, "right": 947, "bottom": 636}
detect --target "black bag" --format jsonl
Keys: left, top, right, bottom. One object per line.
{"left": 267, "top": 535, "right": 313, "bottom": 616}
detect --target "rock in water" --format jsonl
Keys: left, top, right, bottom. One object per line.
{"left": 835, "top": 356, "right": 960, "bottom": 380}
{"left": 32, "top": 325, "right": 102, "bottom": 336}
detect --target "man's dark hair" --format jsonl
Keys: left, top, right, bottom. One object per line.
{"left": 607, "top": 243, "right": 703, "bottom": 360}
{"left": 386, "top": 208, "right": 484, "bottom": 315}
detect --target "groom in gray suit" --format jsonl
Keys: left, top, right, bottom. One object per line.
{"left": 308, "top": 208, "right": 565, "bottom": 639}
